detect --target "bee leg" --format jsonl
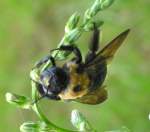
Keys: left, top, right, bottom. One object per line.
{"left": 85, "top": 24, "right": 100, "bottom": 63}
{"left": 33, "top": 55, "right": 56, "bottom": 69}
{"left": 30, "top": 55, "right": 56, "bottom": 83}
{"left": 57, "top": 45, "right": 82, "bottom": 64}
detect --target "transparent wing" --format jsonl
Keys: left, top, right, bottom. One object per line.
{"left": 75, "top": 86, "right": 107, "bottom": 105}
{"left": 86, "top": 29, "right": 130, "bottom": 67}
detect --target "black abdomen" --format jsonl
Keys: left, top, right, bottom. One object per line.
{"left": 86, "top": 63, "right": 107, "bottom": 90}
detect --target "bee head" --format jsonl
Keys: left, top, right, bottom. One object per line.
{"left": 40, "top": 67, "right": 69, "bottom": 95}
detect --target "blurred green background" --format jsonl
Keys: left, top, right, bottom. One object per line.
{"left": 0, "top": 0, "right": 150, "bottom": 131}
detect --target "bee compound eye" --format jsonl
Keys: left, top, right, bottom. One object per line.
{"left": 73, "top": 85, "right": 81, "bottom": 92}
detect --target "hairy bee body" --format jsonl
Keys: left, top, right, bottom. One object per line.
{"left": 32, "top": 28, "right": 130, "bottom": 105}
{"left": 58, "top": 57, "right": 107, "bottom": 100}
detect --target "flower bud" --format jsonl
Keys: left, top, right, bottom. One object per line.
{"left": 30, "top": 69, "right": 40, "bottom": 83}
{"left": 83, "top": 21, "right": 104, "bottom": 31}
{"left": 64, "top": 28, "right": 82, "bottom": 43}
{"left": 6, "top": 93, "right": 31, "bottom": 109}
{"left": 20, "top": 121, "right": 39, "bottom": 132}
{"left": 71, "top": 109, "right": 93, "bottom": 131}
{"left": 20, "top": 121, "right": 56, "bottom": 132}
{"left": 101, "top": 0, "right": 114, "bottom": 10}
{"left": 65, "top": 12, "right": 80, "bottom": 33}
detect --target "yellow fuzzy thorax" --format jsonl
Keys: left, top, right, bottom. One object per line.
{"left": 59, "top": 62, "right": 90, "bottom": 100}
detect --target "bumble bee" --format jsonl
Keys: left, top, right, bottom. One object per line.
{"left": 31, "top": 26, "right": 130, "bottom": 105}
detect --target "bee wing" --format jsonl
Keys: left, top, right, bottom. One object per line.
{"left": 75, "top": 86, "right": 107, "bottom": 105}
{"left": 86, "top": 29, "right": 130, "bottom": 67}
